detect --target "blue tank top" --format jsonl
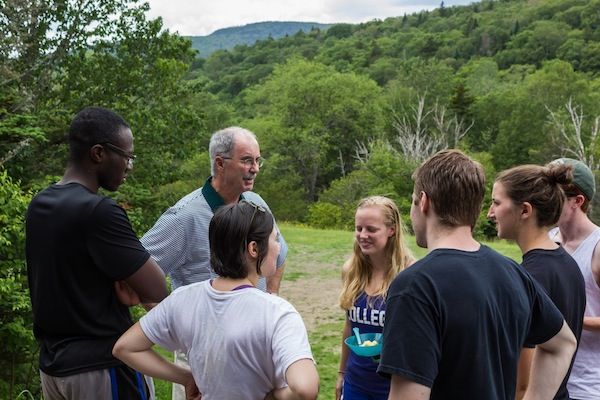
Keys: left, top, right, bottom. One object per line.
{"left": 345, "top": 292, "right": 389, "bottom": 395}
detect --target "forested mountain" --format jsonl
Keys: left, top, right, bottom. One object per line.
{"left": 191, "top": 0, "right": 600, "bottom": 222}
{"left": 188, "top": 21, "right": 332, "bottom": 57}
{"left": 1, "top": 1, "right": 600, "bottom": 396}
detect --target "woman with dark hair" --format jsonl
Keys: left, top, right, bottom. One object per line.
{"left": 487, "top": 164, "right": 586, "bottom": 400}
{"left": 113, "top": 201, "right": 319, "bottom": 400}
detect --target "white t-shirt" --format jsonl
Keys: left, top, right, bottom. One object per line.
{"left": 140, "top": 280, "right": 314, "bottom": 399}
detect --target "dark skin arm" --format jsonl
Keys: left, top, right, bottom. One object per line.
{"left": 119, "top": 257, "right": 168, "bottom": 306}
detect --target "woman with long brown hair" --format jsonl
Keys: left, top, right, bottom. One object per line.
{"left": 488, "top": 163, "right": 585, "bottom": 400}
{"left": 336, "top": 196, "right": 414, "bottom": 400}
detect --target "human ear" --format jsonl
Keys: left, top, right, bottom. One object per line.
{"left": 215, "top": 156, "right": 226, "bottom": 172}
{"left": 521, "top": 202, "right": 533, "bottom": 220}
{"left": 420, "top": 191, "right": 429, "bottom": 213}
{"left": 574, "top": 195, "right": 586, "bottom": 208}
{"left": 247, "top": 240, "right": 258, "bottom": 258}
{"left": 89, "top": 144, "right": 104, "bottom": 163}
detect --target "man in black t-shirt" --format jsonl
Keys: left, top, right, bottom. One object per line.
{"left": 377, "top": 150, "right": 577, "bottom": 400}
{"left": 26, "top": 107, "right": 169, "bottom": 400}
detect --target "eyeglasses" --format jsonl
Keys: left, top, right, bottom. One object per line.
{"left": 102, "top": 142, "right": 136, "bottom": 167}
{"left": 240, "top": 199, "right": 266, "bottom": 222}
{"left": 222, "top": 156, "right": 264, "bottom": 168}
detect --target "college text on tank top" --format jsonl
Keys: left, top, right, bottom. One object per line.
{"left": 345, "top": 292, "right": 389, "bottom": 395}
{"left": 566, "top": 228, "right": 600, "bottom": 400}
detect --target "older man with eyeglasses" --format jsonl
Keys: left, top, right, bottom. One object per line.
{"left": 141, "top": 126, "right": 288, "bottom": 400}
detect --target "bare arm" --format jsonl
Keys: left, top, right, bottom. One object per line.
{"left": 265, "top": 358, "right": 319, "bottom": 400}
{"left": 124, "top": 257, "right": 168, "bottom": 304}
{"left": 114, "top": 281, "right": 141, "bottom": 306}
{"left": 388, "top": 375, "right": 431, "bottom": 400}
{"left": 583, "top": 316, "right": 600, "bottom": 331}
{"left": 267, "top": 262, "right": 286, "bottom": 295}
{"left": 522, "top": 321, "right": 576, "bottom": 400}
{"left": 113, "top": 323, "right": 199, "bottom": 399}
{"left": 583, "top": 241, "right": 600, "bottom": 331}
{"left": 515, "top": 348, "right": 534, "bottom": 400}
{"left": 592, "top": 240, "right": 600, "bottom": 289}
{"left": 336, "top": 319, "right": 352, "bottom": 400}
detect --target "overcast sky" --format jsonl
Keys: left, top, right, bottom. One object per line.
{"left": 146, "top": 0, "right": 474, "bottom": 36}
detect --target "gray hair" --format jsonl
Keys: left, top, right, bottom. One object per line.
{"left": 209, "top": 127, "right": 258, "bottom": 176}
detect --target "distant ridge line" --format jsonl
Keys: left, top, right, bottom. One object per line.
{"left": 186, "top": 21, "right": 334, "bottom": 58}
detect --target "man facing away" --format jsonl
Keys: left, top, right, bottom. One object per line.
{"left": 549, "top": 158, "right": 600, "bottom": 400}
{"left": 377, "top": 149, "right": 577, "bottom": 400}
{"left": 141, "top": 126, "right": 288, "bottom": 399}
{"left": 26, "top": 106, "right": 168, "bottom": 400}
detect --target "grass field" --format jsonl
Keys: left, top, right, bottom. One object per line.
{"left": 153, "top": 222, "right": 521, "bottom": 399}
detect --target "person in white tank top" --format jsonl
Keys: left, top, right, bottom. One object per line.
{"left": 549, "top": 158, "right": 600, "bottom": 400}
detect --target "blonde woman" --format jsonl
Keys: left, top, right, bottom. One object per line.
{"left": 336, "top": 196, "right": 414, "bottom": 400}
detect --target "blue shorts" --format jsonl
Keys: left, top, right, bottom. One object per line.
{"left": 342, "top": 380, "right": 388, "bottom": 400}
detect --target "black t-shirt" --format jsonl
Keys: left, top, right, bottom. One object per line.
{"left": 377, "top": 245, "right": 564, "bottom": 400}
{"left": 26, "top": 183, "right": 150, "bottom": 376}
{"left": 522, "top": 246, "right": 586, "bottom": 400}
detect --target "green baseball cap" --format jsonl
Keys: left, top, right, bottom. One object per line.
{"left": 551, "top": 158, "right": 596, "bottom": 201}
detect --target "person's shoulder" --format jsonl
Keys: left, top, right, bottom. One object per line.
{"left": 155, "top": 187, "right": 208, "bottom": 220}
{"left": 172, "top": 187, "right": 206, "bottom": 209}
{"left": 243, "top": 191, "right": 269, "bottom": 207}
{"left": 250, "top": 289, "right": 298, "bottom": 312}
{"left": 404, "top": 245, "right": 519, "bottom": 277}
{"left": 479, "top": 244, "right": 520, "bottom": 266}
{"left": 341, "top": 259, "right": 352, "bottom": 276}
{"left": 169, "top": 281, "right": 211, "bottom": 301}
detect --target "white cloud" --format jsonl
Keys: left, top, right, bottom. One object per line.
{"left": 146, "top": 0, "right": 473, "bottom": 36}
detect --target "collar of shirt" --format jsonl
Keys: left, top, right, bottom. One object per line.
{"left": 201, "top": 176, "right": 245, "bottom": 213}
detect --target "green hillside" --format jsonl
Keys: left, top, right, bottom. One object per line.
{"left": 188, "top": 21, "right": 333, "bottom": 57}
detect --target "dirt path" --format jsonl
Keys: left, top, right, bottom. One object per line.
{"left": 280, "top": 268, "right": 342, "bottom": 331}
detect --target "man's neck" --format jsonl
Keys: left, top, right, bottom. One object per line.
{"left": 58, "top": 166, "right": 98, "bottom": 193}
{"left": 210, "top": 177, "right": 241, "bottom": 205}
{"left": 426, "top": 224, "right": 480, "bottom": 252}
{"left": 559, "top": 212, "right": 599, "bottom": 248}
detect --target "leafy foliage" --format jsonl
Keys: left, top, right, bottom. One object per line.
{"left": 0, "top": 170, "right": 35, "bottom": 399}
{"left": 245, "top": 58, "right": 384, "bottom": 201}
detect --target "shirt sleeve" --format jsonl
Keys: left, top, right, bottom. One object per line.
{"left": 524, "top": 278, "right": 564, "bottom": 346}
{"left": 275, "top": 224, "right": 288, "bottom": 267}
{"left": 140, "top": 293, "right": 185, "bottom": 353}
{"left": 377, "top": 292, "right": 440, "bottom": 388}
{"left": 141, "top": 210, "right": 186, "bottom": 276}
{"left": 87, "top": 197, "right": 149, "bottom": 281}
{"left": 271, "top": 308, "right": 314, "bottom": 388}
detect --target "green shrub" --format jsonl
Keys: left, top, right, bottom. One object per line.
{"left": 307, "top": 202, "right": 345, "bottom": 229}
{"left": 0, "top": 170, "right": 39, "bottom": 399}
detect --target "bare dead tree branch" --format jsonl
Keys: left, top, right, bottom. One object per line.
{"left": 547, "top": 98, "right": 600, "bottom": 171}
{"left": 0, "top": 138, "right": 32, "bottom": 167}
{"left": 392, "top": 94, "right": 473, "bottom": 162}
